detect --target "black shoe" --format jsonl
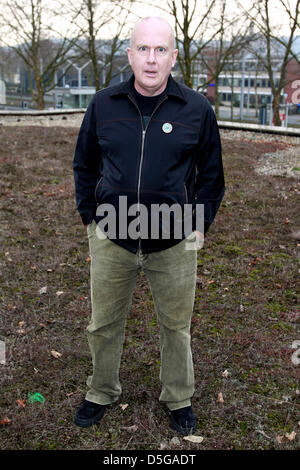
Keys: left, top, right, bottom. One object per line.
{"left": 170, "top": 406, "right": 197, "bottom": 435}
{"left": 74, "top": 399, "right": 106, "bottom": 428}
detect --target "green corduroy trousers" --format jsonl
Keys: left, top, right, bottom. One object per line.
{"left": 85, "top": 220, "right": 198, "bottom": 411}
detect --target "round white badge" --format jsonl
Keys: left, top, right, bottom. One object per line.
{"left": 162, "top": 122, "right": 173, "bottom": 134}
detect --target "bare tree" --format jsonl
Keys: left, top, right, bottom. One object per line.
{"left": 239, "top": 0, "right": 300, "bottom": 126}
{"left": 63, "top": 0, "right": 133, "bottom": 91}
{"left": 155, "top": 0, "right": 222, "bottom": 89}
{"left": 0, "top": 0, "right": 80, "bottom": 109}
{"left": 198, "top": 0, "right": 256, "bottom": 118}
{"left": 273, "top": 0, "right": 300, "bottom": 64}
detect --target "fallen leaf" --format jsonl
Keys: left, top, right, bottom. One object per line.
{"left": 16, "top": 328, "right": 26, "bottom": 335}
{"left": 18, "top": 321, "right": 25, "bottom": 327}
{"left": 285, "top": 431, "right": 296, "bottom": 441}
{"left": 39, "top": 323, "right": 47, "bottom": 328}
{"left": 291, "top": 349, "right": 300, "bottom": 366}
{"left": 66, "top": 392, "right": 74, "bottom": 397}
{"left": 183, "top": 435, "right": 204, "bottom": 443}
{"left": 143, "top": 360, "right": 154, "bottom": 366}
{"left": 16, "top": 399, "right": 26, "bottom": 408}
{"left": 30, "top": 265, "right": 37, "bottom": 270}
{"left": 170, "top": 437, "right": 180, "bottom": 446}
{"left": 0, "top": 417, "right": 11, "bottom": 425}
{"left": 222, "top": 369, "right": 229, "bottom": 378}
{"left": 119, "top": 403, "right": 128, "bottom": 411}
{"left": 38, "top": 286, "right": 47, "bottom": 294}
{"left": 291, "top": 230, "right": 300, "bottom": 240}
{"left": 86, "top": 255, "right": 91, "bottom": 262}
{"left": 276, "top": 435, "right": 284, "bottom": 443}
{"left": 159, "top": 442, "right": 168, "bottom": 450}
{"left": 217, "top": 392, "right": 224, "bottom": 403}
{"left": 50, "top": 350, "right": 62, "bottom": 358}
{"left": 120, "top": 424, "right": 138, "bottom": 432}
{"left": 56, "top": 291, "right": 64, "bottom": 296}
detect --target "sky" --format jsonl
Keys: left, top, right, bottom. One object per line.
{"left": 1, "top": 0, "right": 299, "bottom": 47}
{"left": 107, "top": 0, "right": 300, "bottom": 38}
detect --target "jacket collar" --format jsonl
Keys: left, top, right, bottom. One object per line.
{"left": 109, "top": 73, "right": 187, "bottom": 103}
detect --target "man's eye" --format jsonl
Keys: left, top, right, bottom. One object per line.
{"left": 157, "top": 47, "right": 166, "bottom": 55}
{"left": 140, "top": 46, "right": 147, "bottom": 52}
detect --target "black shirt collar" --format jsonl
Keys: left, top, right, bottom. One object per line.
{"left": 109, "top": 73, "right": 187, "bottom": 103}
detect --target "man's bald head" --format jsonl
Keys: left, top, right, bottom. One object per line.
{"left": 130, "top": 17, "right": 176, "bottom": 49}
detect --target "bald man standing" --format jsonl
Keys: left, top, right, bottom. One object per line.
{"left": 73, "top": 16, "right": 225, "bottom": 435}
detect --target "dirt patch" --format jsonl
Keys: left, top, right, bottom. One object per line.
{"left": 0, "top": 126, "right": 299, "bottom": 450}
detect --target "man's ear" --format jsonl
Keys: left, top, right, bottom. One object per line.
{"left": 127, "top": 47, "right": 132, "bottom": 65}
{"left": 172, "top": 49, "right": 178, "bottom": 67}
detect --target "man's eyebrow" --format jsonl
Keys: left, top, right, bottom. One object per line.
{"left": 136, "top": 43, "right": 169, "bottom": 49}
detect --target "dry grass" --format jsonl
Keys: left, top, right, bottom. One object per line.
{"left": 0, "top": 126, "right": 299, "bottom": 450}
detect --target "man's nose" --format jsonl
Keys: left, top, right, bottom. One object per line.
{"left": 147, "top": 48, "right": 156, "bottom": 62}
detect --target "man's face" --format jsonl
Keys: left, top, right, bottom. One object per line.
{"left": 127, "top": 19, "right": 178, "bottom": 96}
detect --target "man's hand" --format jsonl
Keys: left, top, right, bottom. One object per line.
{"left": 194, "top": 230, "right": 204, "bottom": 249}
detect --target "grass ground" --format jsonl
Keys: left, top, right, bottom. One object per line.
{"left": 0, "top": 125, "right": 299, "bottom": 450}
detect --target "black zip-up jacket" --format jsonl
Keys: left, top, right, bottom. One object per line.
{"left": 73, "top": 74, "right": 225, "bottom": 254}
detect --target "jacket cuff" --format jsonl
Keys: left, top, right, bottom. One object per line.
{"left": 80, "top": 212, "right": 95, "bottom": 225}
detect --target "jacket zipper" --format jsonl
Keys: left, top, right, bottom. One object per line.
{"left": 94, "top": 176, "right": 103, "bottom": 203}
{"left": 128, "top": 95, "right": 168, "bottom": 252}
{"left": 184, "top": 183, "right": 188, "bottom": 204}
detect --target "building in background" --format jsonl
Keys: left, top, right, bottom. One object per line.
{"left": 0, "top": 36, "right": 299, "bottom": 111}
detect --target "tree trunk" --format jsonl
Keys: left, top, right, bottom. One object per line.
{"left": 272, "top": 92, "right": 281, "bottom": 126}
{"left": 35, "top": 81, "right": 45, "bottom": 109}
{"left": 214, "top": 79, "right": 219, "bottom": 118}
{"left": 32, "top": 64, "right": 45, "bottom": 109}
{"left": 91, "top": 54, "right": 100, "bottom": 91}
{"left": 230, "top": 74, "right": 235, "bottom": 120}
